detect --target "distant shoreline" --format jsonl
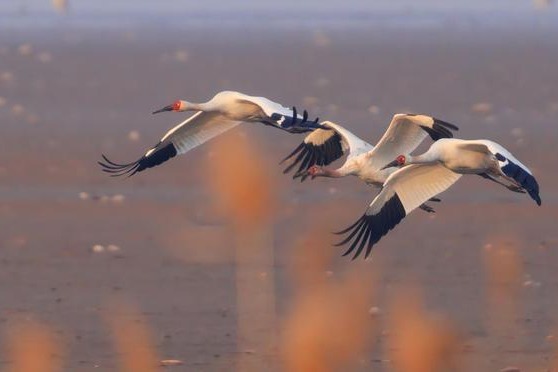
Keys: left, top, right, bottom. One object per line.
{"left": 1, "top": 7, "right": 558, "bottom": 36}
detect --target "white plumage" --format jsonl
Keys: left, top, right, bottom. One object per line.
{"left": 282, "top": 113, "right": 459, "bottom": 187}
{"left": 99, "top": 91, "right": 321, "bottom": 176}
{"left": 387, "top": 138, "right": 540, "bottom": 204}
{"left": 282, "top": 113, "right": 458, "bottom": 214}
{"left": 336, "top": 138, "right": 541, "bottom": 259}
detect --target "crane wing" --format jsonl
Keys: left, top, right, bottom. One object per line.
{"left": 367, "top": 114, "right": 459, "bottom": 170}
{"left": 99, "top": 111, "right": 241, "bottom": 177}
{"left": 237, "top": 94, "right": 322, "bottom": 133}
{"left": 281, "top": 120, "right": 372, "bottom": 179}
{"left": 241, "top": 94, "right": 293, "bottom": 118}
{"left": 465, "top": 140, "right": 532, "bottom": 174}
{"left": 335, "top": 164, "right": 462, "bottom": 259}
{"left": 455, "top": 142, "right": 492, "bottom": 155}
{"left": 464, "top": 140, "right": 541, "bottom": 205}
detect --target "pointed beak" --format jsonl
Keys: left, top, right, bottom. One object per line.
{"left": 381, "top": 159, "right": 400, "bottom": 170}
{"left": 152, "top": 104, "right": 174, "bottom": 115}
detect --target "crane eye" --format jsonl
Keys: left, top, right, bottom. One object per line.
{"left": 397, "top": 155, "right": 406, "bottom": 165}
{"left": 172, "top": 100, "right": 181, "bottom": 111}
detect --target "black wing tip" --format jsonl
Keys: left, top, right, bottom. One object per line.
{"left": 282, "top": 131, "right": 344, "bottom": 178}
{"left": 279, "top": 143, "right": 304, "bottom": 165}
{"left": 500, "top": 159, "right": 542, "bottom": 206}
{"left": 292, "top": 170, "right": 310, "bottom": 182}
{"left": 334, "top": 195, "right": 406, "bottom": 259}
{"left": 281, "top": 145, "right": 307, "bottom": 175}
{"left": 420, "top": 118, "right": 460, "bottom": 141}
{"left": 495, "top": 153, "right": 506, "bottom": 161}
{"left": 333, "top": 215, "right": 365, "bottom": 236}
{"left": 433, "top": 117, "right": 460, "bottom": 131}
{"left": 531, "top": 192, "right": 542, "bottom": 206}
{"left": 98, "top": 154, "right": 141, "bottom": 178}
{"left": 284, "top": 106, "right": 322, "bottom": 132}
{"left": 334, "top": 215, "right": 369, "bottom": 258}
{"left": 405, "top": 113, "right": 459, "bottom": 132}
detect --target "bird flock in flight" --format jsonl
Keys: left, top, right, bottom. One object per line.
{"left": 99, "top": 91, "right": 541, "bottom": 259}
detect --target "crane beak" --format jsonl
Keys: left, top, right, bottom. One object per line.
{"left": 381, "top": 160, "right": 400, "bottom": 170}
{"left": 152, "top": 104, "right": 174, "bottom": 114}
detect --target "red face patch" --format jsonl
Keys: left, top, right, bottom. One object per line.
{"left": 397, "top": 155, "right": 406, "bottom": 165}
{"left": 172, "top": 100, "right": 181, "bottom": 111}
{"left": 308, "top": 166, "right": 318, "bottom": 175}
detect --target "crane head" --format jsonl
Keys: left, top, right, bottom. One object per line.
{"left": 381, "top": 155, "right": 406, "bottom": 170}
{"left": 152, "top": 100, "right": 182, "bottom": 114}
{"left": 307, "top": 165, "right": 324, "bottom": 178}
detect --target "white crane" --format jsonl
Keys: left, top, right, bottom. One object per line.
{"left": 281, "top": 113, "right": 459, "bottom": 212}
{"left": 337, "top": 138, "right": 541, "bottom": 259}
{"left": 99, "top": 91, "right": 321, "bottom": 177}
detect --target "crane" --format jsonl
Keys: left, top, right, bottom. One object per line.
{"left": 336, "top": 138, "right": 541, "bottom": 259}
{"left": 99, "top": 91, "right": 321, "bottom": 177}
{"left": 281, "top": 113, "right": 459, "bottom": 212}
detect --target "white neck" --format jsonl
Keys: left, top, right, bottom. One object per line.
{"left": 407, "top": 152, "right": 438, "bottom": 165}
{"left": 180, "top": 100, "right": 208, "bottom": 112}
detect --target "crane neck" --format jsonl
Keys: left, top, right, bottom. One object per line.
{"left": 313, "top": 166, "right": 349, "bottom": 178}
{"left": 327, "top": 162, "right": 357, "bottom": 178}
{"left": 184, "top": 101, "right": 208, "bottom": 112}
{"left": 323, "top": 168, "right": 348, "bottom": 178}
{"left": 407, "top": 152, "right": 438, "bottom": 165}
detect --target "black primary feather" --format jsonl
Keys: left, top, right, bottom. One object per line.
{"left": 497, "top": 153, "right": 541, "bottom": 205}
{"left": 281, "top": 131, "right": 345, "bottom": 179}
{"left": 335, "top": 193, "right": 406, "bottom": 259}
{"left": 99, "top": 143, "right": 178, "bottom": 178}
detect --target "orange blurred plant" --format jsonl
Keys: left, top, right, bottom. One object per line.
{"left": 205, "top": 131, "right": 275, "bottom": 231}
{"left": 6, "top": 320, "right": 63, "bottom": 372}
{"left": 282, "top": 233, "right": 376, "bottom": 372}
{"left": 103, "top": 299, "right": 159, "bottom": 372}
{"left": 389, "top": 287, "right": 460, "bottom": 372}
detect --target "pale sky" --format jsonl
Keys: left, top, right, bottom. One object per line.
{"left": 0, "top": 0, "right": 548, "bottom": 13}
{"left": 1, "top": 0, "right": 555, "bottom": 31}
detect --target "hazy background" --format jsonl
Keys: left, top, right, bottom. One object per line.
{"left": 1, "top": 1, "right": 558, "bottom": 371}
{"left": 1, "top": 0, "right": 558, "bottom": 30}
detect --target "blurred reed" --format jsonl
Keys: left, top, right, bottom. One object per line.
{"left": 52, "top": 0, "right": 68, "bottom": 14}
{"left": 483, "top": 234, "right": 524, "bottom": 341}
{"left": 388, "top": 287, "right": 460, "bottom": 372}
{"left": 482, "top": 234, "right": 525, "bottom": 370}
{"left": 205, "top": 130, "right": 275, "bottom": 232}
{"left": 103, "top": 299, "right": 159, "bottom": 372}
{"left": 282, "top": 232, "right": 377, "bottom": 372}
{"left": 5, "top": 320, "right": 63, "bottom": 372}
{"left": 205, "top": 130, "right": 277, "bottom": 371}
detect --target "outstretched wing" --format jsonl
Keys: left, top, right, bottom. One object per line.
{"left": 281, "top": 120, "right": 372, "bottom": 179}
{"left": 266, "top": 106, "right": 324, "bottom": 133}
{"left": 368, "top": 114, "right": 459, "bottom": 169}
{"left": 335, "top": 164, "right": 462, "bottom": 259}
{"left": 467, "top": 140, "right": 541, "bottom": 205}
{"left": 99, "top": 111, "right": 241, "bottom": 177}
{"left": 238, "top": 94, "right": 323, "bottom": 133}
